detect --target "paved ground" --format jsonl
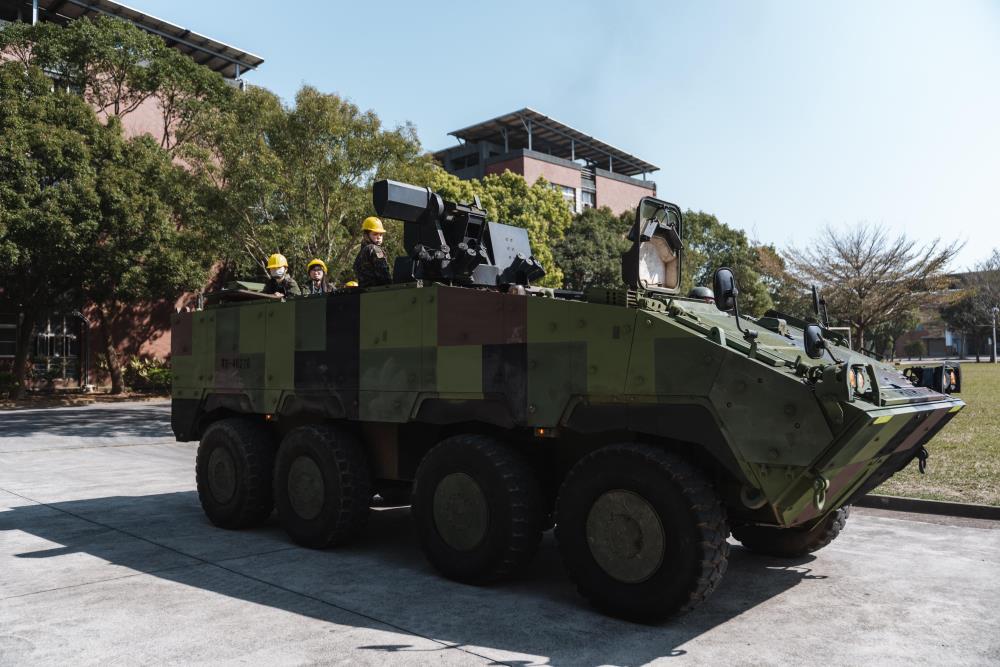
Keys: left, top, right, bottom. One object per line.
{"left": 1, "top": 401, "right": 998, "bottom": 666}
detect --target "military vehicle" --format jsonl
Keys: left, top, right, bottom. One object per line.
{"left": 171, "top": 180, "right": 964, "bottom": 621}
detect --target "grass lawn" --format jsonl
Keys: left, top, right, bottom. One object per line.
{"left": 877, "top": 362, "right": 1000, "bottom": 506}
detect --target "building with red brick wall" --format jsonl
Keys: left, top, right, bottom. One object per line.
{"left": 0, "top": 0, "right": 263, "bottom": 390}
{"left": 434, "top": 108, "right": 658, "bottom": 216}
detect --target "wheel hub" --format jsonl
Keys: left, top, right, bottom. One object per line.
{"left": 432, "top": 472, "right": 489, "bottom": 551}
{"left": 207, "top": 447, "right": 237, "bottom": 504}
{"left": 288, "top": 455, "right": 325, "bottom": 520}
{"left": 585, "top": 489, "right": 665, "bottom": 583}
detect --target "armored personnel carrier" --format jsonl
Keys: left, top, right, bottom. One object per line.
{"left": 171, "top": 181, "right": 964, "bottom": 620}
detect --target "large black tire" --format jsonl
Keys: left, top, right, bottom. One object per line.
{"left": 555, "top": 444, "right": 729, "bottom": 622}
{"left": 195, "top": 417, "right": 276, "bottom": 529}
{"left": 273, "top": 424, "right": 372, "bottom": 549}
{"left": 733, "top": 506, "right": 850, "bottom": 558}
{"left": 412, "top": 434, "right": 544, "bottom": 584}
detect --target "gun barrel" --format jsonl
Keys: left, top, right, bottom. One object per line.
{"left": 373, "top": 180, "right": 443, "bottom": 224}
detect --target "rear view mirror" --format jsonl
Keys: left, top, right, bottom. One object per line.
{"left": 804, "top": 324, "right": 826, "bottom": 360}
{"left": 713, "top": 267, "right": 737, "bottom": 311}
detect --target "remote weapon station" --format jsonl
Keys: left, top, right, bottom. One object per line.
{"left": 171, "top": 180, "right": 963, "bottom": 620}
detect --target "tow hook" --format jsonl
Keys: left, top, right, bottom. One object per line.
{"left": 812, "top": 474, "right": 830, "bottom": 511}
{"left": 916, "top": 446, "right": 929, "bottom": 474}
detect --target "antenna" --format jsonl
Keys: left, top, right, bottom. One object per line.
{"left": 812, "top": 285, "right": 830, "bottom": 328}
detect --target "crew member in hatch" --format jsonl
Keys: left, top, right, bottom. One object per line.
{"left": 353, "top": 217, "right": 392, "bottom": 287}
{"left": 262, "top": 253, "right": 301, "bottom": 297}
{"left": 305, "top": 258, "right": 334, "bottom": 294}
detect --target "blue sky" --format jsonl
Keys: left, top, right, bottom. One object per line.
{"left": 127, "top": 0, "right": 1000, "bottom": 270}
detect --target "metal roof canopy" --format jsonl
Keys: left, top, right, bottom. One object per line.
{"left": 26, "top": 0, "right": 263, "bottom": 79}
{"left": 448, "top": 108, "right": 658, "bottom": 177}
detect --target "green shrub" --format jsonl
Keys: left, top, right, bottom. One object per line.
{"left": 124, "top": 357, "right": 171, "bottom": 392}
{"left": 904, "top": 340, "right": 926, "bottom": 360}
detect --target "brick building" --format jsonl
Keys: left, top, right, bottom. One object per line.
{"left": 434, "top": 108, "right": 659, "bottom": 216}
{"left": 0, "top": 0, "right": 263, "bottom": 389}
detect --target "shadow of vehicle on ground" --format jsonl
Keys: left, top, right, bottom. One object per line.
{"left": 0, "top": 405, "right": 171, "bottom": 440}
{"left": 1, "top": 491, "right": 826, "bottom": 666}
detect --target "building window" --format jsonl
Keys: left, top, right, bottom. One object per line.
{"left": 0, "top": 313, "right": 17, "bottom": 358}
{"left": 33, "top": 316, "right": 80, "bottom": 382}
{"left": 553, "top": 184, "right": 576, "bottom": 212}
{"left": 580, "top": 189, "right": 596, "bottom": 209}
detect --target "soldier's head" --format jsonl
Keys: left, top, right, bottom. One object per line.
{"left": 266, "top": 253, "right": 289, "bottom": 279}
{"left": 688, "top": 286, "right": 715, "bottom": 303}
{"left": 307, "top": 258, "right": 327, "bottom": 282}
{"left": 362, "top": 216, "right": 386, "bottom": 245}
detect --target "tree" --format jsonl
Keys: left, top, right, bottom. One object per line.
{"left": 682, "top": 211, "right": 773, "bottom": 316}
{"left": 194, "top": 86, "right": 438, "bottom": 285}
{"left": 903, "top": 340, "right": 926, "bottom": 360}
{"left": 940, "top": 296, "right": 982, "bottom": 361}
{"left": 427, "top": 169, "right": 572, "bottom": 288}
{"left": 150, "top": 47, "right": 234, "bottom": 154}
{"left": 968, "top": 250, "right": 1000, "bottom": 362}
{"left": 754, "top": 243, "right": 812, "bottom": 317}
{"left": 940, "top": 250, "right": 1000, "bottom": 362}
{"left": 553, "top": 207, "right": 631, "bottom": 291}
{"left": 868, "top": 309, "right": 919, "bottom": 360}
{"left": 0, "top": 16, "right": 159, "bottom": 118}
{"left": 0, "top": 17, "right": 231, "bottom": 155}
{"left": 0, "top": 63, "right": 103, "bottom": 397}
{"left": 0, "top": 18, "right": 224, "bottom": 394}
{"left": 784, "top": 223, "right": 959, "bottom": 352}
{"left": 79, "top": 121, "right": 209, "bottom": 393}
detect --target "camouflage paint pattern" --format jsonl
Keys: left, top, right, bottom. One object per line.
{"left": 171, "top": 282, "right": 964, "bottom": 528}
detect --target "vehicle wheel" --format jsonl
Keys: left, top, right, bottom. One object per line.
{"left": 733, "top": 506, "right": 850, "bottom": 558}
{"left": 195, "top": 418, "right": 275, "bottom": 529}
{"left": 273, "top": 424, "right": 371, "bottom": 549}
{"left": 555, "top": 443, "right": 729, "bottom": 622}
{"left": 412, "top": 434, "right": 544, "bottom": 584}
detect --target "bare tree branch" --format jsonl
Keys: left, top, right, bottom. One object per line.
{"left": 784, "top": 223, "right": 961, "bottom": 351}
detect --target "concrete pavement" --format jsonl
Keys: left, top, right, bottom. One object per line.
{"left": 1, "top": 401, "right": 998, "bottom": 665}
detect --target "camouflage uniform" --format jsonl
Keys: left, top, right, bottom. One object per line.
{"left": 262, "top": 275, "right": 301, "bottom": 297}
{"left": 353, "top": 240, "right": 391, "bottom": 287}
{"left": 305, "top": 280, "right": 333, "bottom": 295}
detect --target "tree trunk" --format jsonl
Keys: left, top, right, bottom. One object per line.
{"left": 974, "top": 330, "right": 981, "bottom": 363}
{"left": 856, "top": 324, "right": 865, "bottom": 353}
{"left": 95, "top": 305, "right": 124, "bottom": 394}
{"left": 11, "top": 310, "right": 36, "bottom": 400}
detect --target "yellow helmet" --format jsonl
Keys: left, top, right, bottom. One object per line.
{"left": 362, "top": 216, "right": 385, "bottom": 234}
{"left": 345, "top": 280, "right": 359, "bottom": 287}
{"left": 266, "top": 253, "right": 288, "bottom": 270}
{"left": 306, "top": 258, "right": 327, "bottom": 273}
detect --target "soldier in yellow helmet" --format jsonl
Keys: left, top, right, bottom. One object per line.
{"left": 305, "top": 258, "right": 333, "bottom": 295}
{"left": 352, "top": 216, "right": 391, "bottom": 287}
{"left": 262, "top": 253, "right": 301, "bottom": 297}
